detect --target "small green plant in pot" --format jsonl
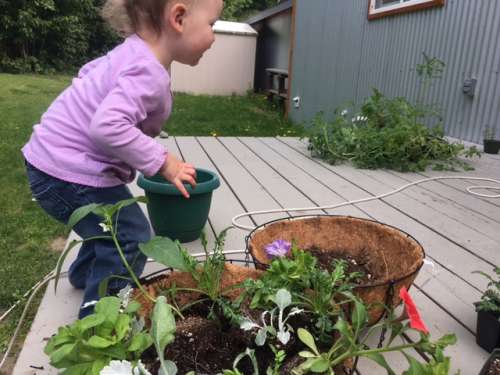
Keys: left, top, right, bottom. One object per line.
{"left": 483, "top": 127, "right": 500, "bottom": 154}
{"left": 473, "top": 267, "right": 500, "bottom": 353}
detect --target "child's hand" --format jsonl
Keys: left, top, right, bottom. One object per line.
{"left": 159, "top": 154, "right": 197, "bottom": 198}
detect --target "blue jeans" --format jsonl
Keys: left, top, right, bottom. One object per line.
{"left": 25, "top": 161, "right": 149, "bottom": 319}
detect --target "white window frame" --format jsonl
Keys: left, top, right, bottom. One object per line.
{"left": 368, "top": 0, "right": 444, "bottom": 20}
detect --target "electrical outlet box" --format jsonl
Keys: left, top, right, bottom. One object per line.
{"left": 463, "top": 78, "right": 477, "bottom": 97}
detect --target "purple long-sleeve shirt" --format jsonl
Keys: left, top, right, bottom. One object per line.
{"left": 22, "top": 34, "right": 172, "bottom": 187}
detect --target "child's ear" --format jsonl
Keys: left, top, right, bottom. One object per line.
{"left": 166, "top": 3, "right": 187, "bottom": 33}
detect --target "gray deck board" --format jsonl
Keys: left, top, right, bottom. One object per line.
{"left": 278, "top": 139, "right": 500, "bottom": 282}
{"left": 13, "top": 137, "right": 498, "bottom": 375}
{"left": 174, "top": 136, "right": 250, "bottom": 259}
{"left": 263, "top": 138, "right": 485, "bottom": 330}
{"left": 274, "top": 138, "right": 494, "bottom": 289}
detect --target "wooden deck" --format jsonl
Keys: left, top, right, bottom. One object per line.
{"left": 14, "top": 137, "right": 500, "bottom": 374}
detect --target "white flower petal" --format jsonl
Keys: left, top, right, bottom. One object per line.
{"left": 134, "top": 360, "right": 152, "bottom": 375}
{"left": 99, "top": 222, "right": 110, "bottom": 232}
{"left": 240, "top": 318, "right": 260, "bottom": 331}
{"left": 100, "top": 360, "right": 134, "bottom": 375}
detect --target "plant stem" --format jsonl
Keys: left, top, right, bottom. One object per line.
{"left": 110, "top": 226, "right": 155, "bottom": 304}
{"left": 330, "top": 342, "right": 417, "bottom": 367}
{"left": 357, "top": 343, "right": 416, "bottom": 356}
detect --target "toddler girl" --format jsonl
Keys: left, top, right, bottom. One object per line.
{"left": 22, "top": 0, "right": 223, "bottom": 318}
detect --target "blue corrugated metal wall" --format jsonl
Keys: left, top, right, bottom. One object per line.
{"left": 289, "top": 0, "right": 500, "bottom": 144}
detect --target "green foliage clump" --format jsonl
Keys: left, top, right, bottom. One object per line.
{"left": 305, "top": 54, "right": 481, "bottom": 172}
{"left": 474, "top": 267, "right": 500, "bottom": 314}
{"left": 239, "top": 245, "right": 362, "bottom": 344}
{"left": 44, "top": 296, "right": 153, "bottom": 374}
{"left": 0, "top": 0, "right": 280, "bottom": 72}
{"left": 306, "top": 90, "right": 479, "bottom": 172}
{"left": 223, "top": 0, "right": 281, "bottom": 21}
{"left": 0, "top": 0, "right": 120, "bottom": 73}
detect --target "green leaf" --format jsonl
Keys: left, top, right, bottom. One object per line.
{"left": 435, "top": 334, "right": 457, "bottom": 347}
{"left": 388, "top": 321, "right": 404, "bottom": 345}
{"left": 364, "top": 352, "right": 396, "bottom": 375}
{"left": 128, "top": 332, "right": 154, "bottom": 352}
{"left": 299, "top": 358, "right": 318, "bottom": 371}
{"left": 158, "top": 361, "right": 178, "bottom": 375}
{"left": 152, "top": 297, "right": 176, "bottom": 350}
{"left": 49, "top": 343, "right": 76, "bottom": 366}
{"left": 54, "top": 239, "right": 83, "bottom": 293}
{"left": 77, "top": 313, "right": 105, "bottom": 332}
{"left": 124, "top": 300, "right": 141, "bottom": 314}
{"left": 297, "top": 328, "right": 319, "bottom": 355}
{"left": 44, "top": 326, "right": 74, "bottom": 353}
{"left": 402, "top": 353, "right": 428, "bottom": 375}
{"left": 91, "top": 358, "right": 108, "bottom": 375}
{"left": 298, "top": 351, "right": 317, "bottom": 358}
{"left": 200, "top": 229, "right": 208, "bottom": 252}
{"left": 334, "top": 318, "right": 353, "bottom": 343}
{"left": 139, "top": 236, "right": 190, "bottom": 271}
{"left": 310, "top": 358, "right": 330, "bottom": 373}
{"left": 255, "top": 327, "right": 268, "bottom": 346}
{"left": 428, "top": 357, "right": 451, "bottom": 375}
{"left": 94, "top": 297, "right": 121, "bottom": 325}
{"left": 151, "top": 296, "right": 177, "bottom": 375}
{"left": 98, "top": 276, "right": 110, "bottom": 299}
{"left": 116, "top": 196, "right": 147, "bottom": 210}
{"left": 60, "top": 363, "right": 95, "bottom": 375}
{"left": 85, "top": 335, "right": 115, "bottom": 348}
{"left": 103, "top": 196, "right": 148, "bottom": 219}
{"left": 352, "top": 298, "right": 367, "bottom": 335}
{"left": 98, "top": 345, "right": 127, "bottom": 360}
{"left": 115, "top": 314, "right": 131, "bottom": 341}
{"left": 67, "top": 203, "right": 102, "bottom": 228}
{"left": 274, "top": 289, "right": 292, "bottom": 310}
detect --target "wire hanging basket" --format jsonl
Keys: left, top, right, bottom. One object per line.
{"left": 245, "top": 215, "right": 425, "bottom": 325}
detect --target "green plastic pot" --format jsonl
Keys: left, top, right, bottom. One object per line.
{"left": 137, "top": 168, "right": 220, "bottom": 243}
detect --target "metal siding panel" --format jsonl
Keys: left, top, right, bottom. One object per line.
{"left": 440, "top": 0, "right": 461, "bottom": 138}
{"left": 291, "top": 0, "right": 310, "bottom": 123}
{"left": 448, "top": 0, "right": 473, "bottom": 139}
{"left": 290, "top": 0, "right": 500, "bottom": 143}
{"left": 470, "top": 1, "right": 499, "bottom": 141}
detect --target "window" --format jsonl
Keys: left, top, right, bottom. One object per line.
{"left": 368, "top": 0, "right": 445, "bottom": 20}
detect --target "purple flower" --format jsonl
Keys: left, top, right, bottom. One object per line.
{"left": 265, "top": 239, "right": 291, "bottom": 259}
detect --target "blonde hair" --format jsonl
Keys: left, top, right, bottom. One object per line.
{"left": 101, "top": 0, "right": 170, "bottom": 37}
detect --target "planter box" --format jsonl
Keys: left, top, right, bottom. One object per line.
{"left": 483, "top": 139, "right": 500, "bottom": 154}
{"left": 476, "top": 309, "right": 500, "bottom": 353}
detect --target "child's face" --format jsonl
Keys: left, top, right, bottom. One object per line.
{"left": 173, "top": 0, "right": 224, "bottom": 66}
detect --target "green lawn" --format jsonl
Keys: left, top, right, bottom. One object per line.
{"left": 167, "top": 92, "right": 302, "bottom": 137}
{"left": 0, "top": 73, "right": 304, "bottom": 368}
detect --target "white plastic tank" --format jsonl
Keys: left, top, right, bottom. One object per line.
{"left": 171, "top": 20, "right": 258, "bottom": 95}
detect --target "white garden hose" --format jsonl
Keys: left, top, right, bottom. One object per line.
{"left": 1, "top": 176, "right": 499, "bottom": 371}
{"left": 232, "top": 176, "right": 500, "bottom": 231}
